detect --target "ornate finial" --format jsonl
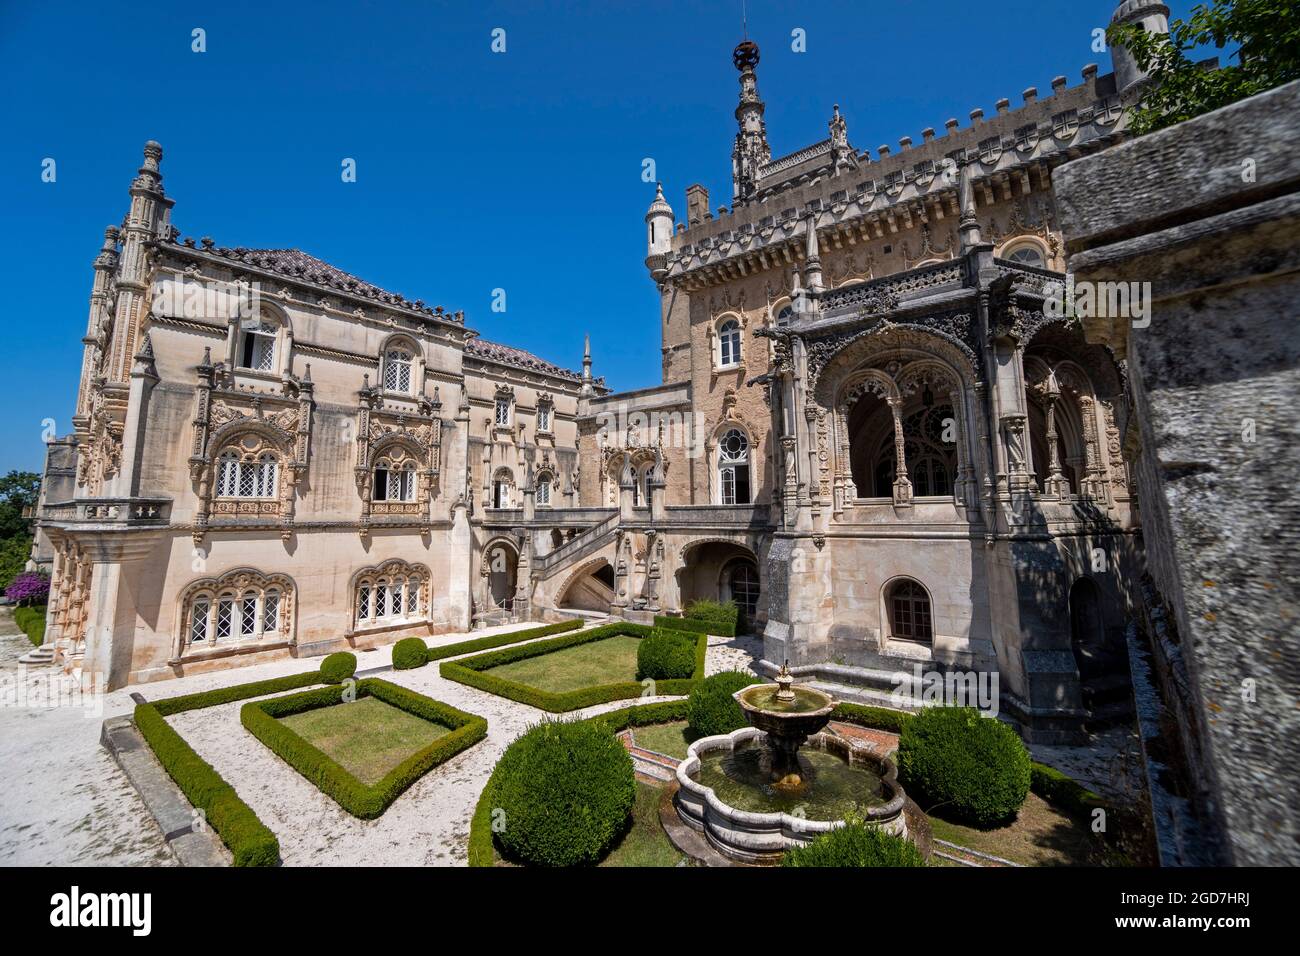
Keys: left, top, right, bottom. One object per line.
{"left": 733, "top": 39, "right": 760, "bottom": 71}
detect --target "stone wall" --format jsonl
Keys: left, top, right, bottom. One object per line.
{"left": 1054, "top": 80, "right": 1300, "bottom": 865}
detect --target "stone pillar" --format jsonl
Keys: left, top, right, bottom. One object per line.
{"left": 1042, "top": 393, "right": 1070, "bottom": 496}
{"left": 888, "top": 397, "right": 912, "bottom": 506}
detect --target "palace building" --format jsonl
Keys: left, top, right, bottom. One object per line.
{"left": 35, "top": 1, "right": 1172, "bottom": 742}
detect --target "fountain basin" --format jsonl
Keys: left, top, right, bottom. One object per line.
{"left": 674, "top": 726, "right": 908, "bottom": 864}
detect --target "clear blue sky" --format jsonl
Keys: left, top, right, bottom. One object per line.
{"left": 0, "top": 0, "right": 1199, "bottom": 475}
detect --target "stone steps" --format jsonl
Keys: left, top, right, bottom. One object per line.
{"left": 17, "top": 645, "right": 56, "bottom": 665}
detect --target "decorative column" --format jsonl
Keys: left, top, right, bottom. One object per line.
{"left": 1078, "top": 395, "right": 1108, "bottom": 501}
{"left": 1002, "top": 414, "right": 1031, "bottom": 492}
{"left": 1042, "top": 393, "right": 1070, "bottom": 496}
{"left": 888, "top": 397, "right": 913, "bottom": 506}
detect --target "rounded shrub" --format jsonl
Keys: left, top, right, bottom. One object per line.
{"left": 687, "top": 670, "right": 761, "bottom": 738}
{"left": 392, "top": 637, "right": 428, "bottom": 670}
{"left": 319, "top": 652, "right": 357, "bottom": 684}
{"left": 897, "top": 705, "right": 1031, "bottom": 827}
{"left": 783, "top": 821, "right": 924, "bottom": 867}
{"left": 491, "top": 719, "right": 636, "bottom": 866}
{"left": 636, "top": 629, "right": 695, "bottom": 681}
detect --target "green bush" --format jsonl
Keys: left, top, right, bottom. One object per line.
{"left": 685, "top": 598, "right": 739, "bottom": 627}
{"left": 468, "top": 699, "right": 690, "bottom": 867}
{"left": 636, "top": 629, "right": 696, "bottom": 681}
{"left": 686, "top": 670, "right": 761, "bottom": 738}
{"left": 319, "top": 652, "right": 357, "bottom": 684}
{"left": 13, "top": 604, "right": 46, "bottom": 647}
{"left": 440, "top": 622, "right": 706, "bottom": 712}
{"left": 897, "top": 706, "right": 1031, "bottom": 827}
{"left": 783, "top": 821, "right": 924, "bottom": 867}
{"left": 392, "top": 637, "right": 428, "bottom": 670}
{"left": 1030, "top": 762, "right": 1107, "bottom": 816}
{"left": 134, "top": 703, "right": 279, "bottom": 866}
{"left": 491, "top": 719, "right": 636, "bottom": 866}
{"left": 241, "top": 679, "right": 487, "bottom": 819}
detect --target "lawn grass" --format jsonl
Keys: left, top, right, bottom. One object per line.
{"left": 927, "top": 792, "right": 1104, "bottom": 866}
{"left": 483, "top": 634, "right": 642, "bottom": 693}
{"left": 598, "top": 782, "right": 685, "bottom": 867}
{"left": 278, "top": 696, "right": 450, "bottom": 786}
{"left": 631, "top": 720, "right": 699, "bottom": 760}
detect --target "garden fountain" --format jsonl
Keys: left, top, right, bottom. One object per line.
{"left": 674, "top": 662, "right": 908, "bottom": 863}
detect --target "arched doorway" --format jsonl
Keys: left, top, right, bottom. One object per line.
{"left": 486, "top": 542, "right": 518, "bottom": 611}
{"left": 678, "top": 540, "right": 763, "bottom": 631}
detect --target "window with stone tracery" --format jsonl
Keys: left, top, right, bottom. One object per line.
{"left": 494, "top": 395, "right": 512, "bottom": 427}
{"left": 535, "top": 471, "right": 552, "bottom": 507}
{"left": 352, "top": 562, "right": 428, "bottom": 630}
{"left": 373, "top": 456, "right": 417, "bottom": 502}
{"left": 216, "top": 448, "right": 279, "bottom": 499}
{"left": 182, "top": 571, "right": 290, "bottom": 650}
{"left": 1002, "top": 241, "right": 1046, "bottom": 268}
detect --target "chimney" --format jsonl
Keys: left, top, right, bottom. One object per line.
{"left": 686, "top": 183, "right": 711, "bottom": 226}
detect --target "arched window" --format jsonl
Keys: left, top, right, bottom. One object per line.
{"left": 215, "top": 448, "right": 279, "bottom": 499}
{"left": 535, "top": 471, "right": 552, "bottom": 507}
{"left": 352, "top": 562, "right": 428, "bottom": 629}
{"left": 536, "top": 401, "right": 553, "bottom": 434}
{"left": 887, "top": 579, "right": 932, "bottom": 644}
{"left": 181, "top": 570, "right": 292, "bottom": 649}
{"left": 718, "top": 319, "right": 742, "bottom": 367}
{"left": 239, "top": 319, "right": 278, "bottom": 372}
{"left": 492, "top": 470, "right": 513, "bottom": 509}
{"left": 1002, "top": 242, "right": 1045, "bottom": 268}
{"left": 494, "top": 395, "right": 512, "bottom": 427}
{"left": 373, "top": 458, "right": 416, "bottom": 502}
{"left": 718, "top": 428, "right": 751, "bottom": 505}
{"left": 775, "top": 302, "right": 794, "bottom": 325}
{"left": 383, "top": 349, "right": 413, "bottom": 393}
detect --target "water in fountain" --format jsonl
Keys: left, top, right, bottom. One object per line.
{"left": 694, "top": 737, "right": 887, "bottom": 820}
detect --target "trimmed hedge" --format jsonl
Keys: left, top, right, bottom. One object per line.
{"left": 467, "top": 699, "right": 687, "bottom": 867}
{"left": 652, "top": 613, "right": 736, "bottom": 638}
{"left": 241, "top": 678, "right": 487, "bottom": 819}
{"left": 134, "top": 702, "right": 279, "bottom": 866}
{"left": 392, "top": 637, "right": 428, "bottom": 670}
{"left": 897, "top": 706, "right": 1031, "bottom": 827}
{"left": 831, "top": 701, "right": 915, "bottom": 734}
{"left": 636, "top": 629, "right": 696, "bottom": 681}
{"left": 425, "top": 618, "right": 583, "bottom": 663}
{"left": 491, "top": 718, "right": 636, "bottom": 866}
{"left": 440, "top": 622, "right": 707, "bottom": 712}
{"left": 153, "top": 670, "right": 322, "bottom": 717}
{"left": 13, "top": 605, "right": 47, "bottom": 647}
{"left": 783, "top": 820, "right": 925, "bottom": 867}
{"left": 1030, "top": 761, "right": 1107, "bottom": 816}
{"left": 320, "top": 652, "right": 357, "bottom": 684}
{"left": 686, "top": 670, "right": 762, "bottom": 738}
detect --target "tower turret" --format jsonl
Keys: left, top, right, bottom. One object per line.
{"left": 1109, "top": 1, "right": 1171, "bottom": 96}
{"left": 644, "top": 182, "right": 674, "bottom": 278}
{"left": 730, "top": 39, "right": 771, "bottom": 205}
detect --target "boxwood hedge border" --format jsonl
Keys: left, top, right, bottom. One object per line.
{"left": 652, "top": 614, "right": 736, "bottom": 638}
{"left": 424, "top": 617, "right": 583, "bottom": 663}
{"left": 241, "top": 678, "right": 487, "bottom": 820}
{"left": 440, "top": 622, "right": 707, "bottom": 713}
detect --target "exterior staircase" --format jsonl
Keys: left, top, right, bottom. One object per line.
{"left": 534, "top": 511, "right": 619, "bottom": 581}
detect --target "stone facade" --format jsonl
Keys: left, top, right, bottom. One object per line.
{"left": 39, "top": 2, "right": 1168, "bottom": 745}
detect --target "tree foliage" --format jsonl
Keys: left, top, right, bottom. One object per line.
{"left": 1110, "top": 0, "right": 1300, "bottom": 135}
{"left": 0, "top": 471, "right": 41, "bottom": 542}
